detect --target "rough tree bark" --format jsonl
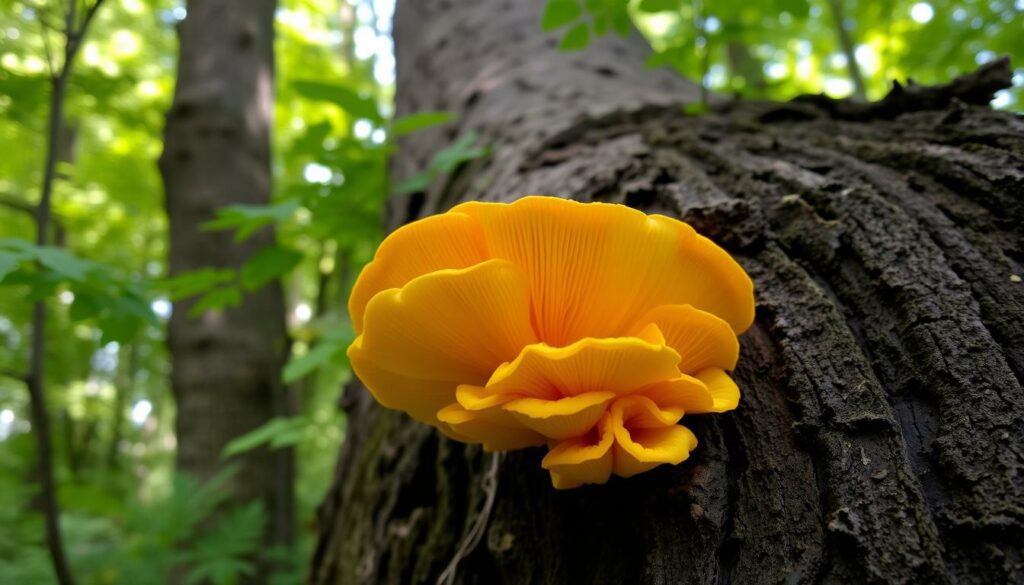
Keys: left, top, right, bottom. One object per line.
{"left": 158, "top": 0, "right": 294, "bottom": 559}
{"left": 310, "top": 1, "right": 1024, "bottom": 583}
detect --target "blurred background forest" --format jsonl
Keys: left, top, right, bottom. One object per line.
{"left": 0, "top": 0, "right": 1020, "bottom": 583}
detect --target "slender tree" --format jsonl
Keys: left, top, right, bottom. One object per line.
{"left": 309, "top": 1, "right": 1024, "bottom": 584}
{"left": 158, "top": 0, "right": 294, "bottom": 564}
{"left": 20, "top": 2, "right": 108, "bottom": 584}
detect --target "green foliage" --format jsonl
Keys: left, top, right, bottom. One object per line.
{"left": 177, "top": 503, "right": 265, "bottom": 585}
{"left": 394, "top": 131, "right": 490, "bottom": 195}
{"left": 224, "top": 417, "right": 309, "bottom": 457}
{"left": 391, "top": 111, "right": 455, "bottom": 136}
{"left": 1, "top": 239, "right": 157, "bottom": 343}
{"left": 223, "top": 409, "right": 345, "bottom": 458}
{"left": 292, "top": 80, "right": 384, "bottom": 122}
{"left": 0, "top": 438, "right": 53, "bottom": 583}
{"left": 560, "top": 23, "right": 592, "bottom": 52}
{"left": 541, "top": 0, "right": 633, "bottom": 51}
{"left": 160, "top": 241, "right": 303, "bottom": 315}
{"left": 164, "top": 267, "right": 237, "bottom": 301}
{"left": 283, "top": 336, "right": 349, "bottom": 384}
{"left": 201, "top": 200, "right": 302, "bottom": 243}
{"left": 637, "top": 0, "right": 679, "bottom": 11}
{"left": 65, "top": 469, "right": 271, "bottom": 585}
{"left": 1, "top": 239, "right": 96, "bottom": 284}
{"left": 542, "top": 0, "right": 584, "bottom": 31}
{"left": 241, "top": 245, "right": 304, "bottom": 291}
{"left": 0, "top": 446, "right": 270, "bottom": 585}
{"left": 162, "top": 267, "right": 240, "bottom": 316}
{"left": 542, "top": 0, "right": 1022, "bottom": 109}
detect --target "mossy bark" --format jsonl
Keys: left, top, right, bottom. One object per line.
{"left": 309, "top": 1, "right": 1024, "bottom": 583}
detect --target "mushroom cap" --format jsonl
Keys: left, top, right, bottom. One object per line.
{"left": 346, "top": 195, "right": 754, "bottom": 488}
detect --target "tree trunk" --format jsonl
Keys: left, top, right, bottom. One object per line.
{"left": 159, "top": 0, "right": 294, "bottom": 558}
{"left": 309, "top": 1, "right": 1024, "bottom": 583}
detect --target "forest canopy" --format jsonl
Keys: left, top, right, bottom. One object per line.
{"left": 0, "top": 0, "right": 1020, "bottom": 583}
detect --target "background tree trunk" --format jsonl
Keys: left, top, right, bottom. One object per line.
{"left": 159, "top": 0, "right": 294, "bottom": 559}
{"left": 310, "top": 1, "right": 1024, "bottom": 583}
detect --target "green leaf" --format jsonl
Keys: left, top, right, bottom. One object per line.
{"left": 240, "top": 245, "right": 303, "bottom": 291}
{"left": 559, "top": 23, "right": 591, "bottom": 52}
{"left": 609, "top": 5, "right": 631, "bottom": 36}
{"left": 268, "top": 426, "right": 307, "bottom": 449}
{"left": 541, "top": 0, "right": 582, "bottom": 31}
{"left": 636, "top": 0, "right": 680, "bottom": 12}
{"left": 292, "top": 80, "right": 382, "bottom": 122}
{"left": 189, "top": 286, "right": 241, "bottom": 317}
{"left": 180, "top": 502, "right": 264, "bottom": 585}
{"left": 33, "top": 247, "right": 91, "bottom": 281}
{"left": 99, "top": 312, "right": 143, "bottom": 345}
{"left": 393, "top": 132, "right": 489, "bottom": 195}
{"left": 391, "top": 111, "right": 455, "bottom": 136}
{"left": 69, "top": 290, "right": 105, "bottom": 321}
{"left": 393, "top": 173, "right": 431, "bottom": 196}
{"left": 164, "top": 268, "right": 236, "bottom": 300}
{"left": 432, "top": 132, "right": 489, "bottom": 173}
{"left": 776, "top": 0, "right": 810, "bottom": 18}
{"left": 0, "top": 250, "right": 25, "bottom": 281}
{"left": 0, "top": 238, "right": 34, "bottom": 252}
{"left": 118, "top": 289, "right": 160, "bottom": 327}
{"left": 222, "top": 417, "right": 309, "bottom": 457}
{"left": 282, "top": 340, "right": 346, "bottom": 384}
{"left": 645, "top": 46, "right": 688, "bottom": 69}
{"left": 291, "top": 120, "right": 333, "bottom": 156}
{"left": 201, "top": 199, "right": 301, "bottom": 242}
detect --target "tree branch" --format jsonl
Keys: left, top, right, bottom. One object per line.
{"left": 66, "top": 0, "right": 106, "bottom": 64}
{"left": 1, "top": 369, "right": 28, "bottom": 382}
{"left": 32, "top": 4, "right": 59, "bottom": 77}
{"left": 780, "top": 56, "right": 1015, "bottom": 121}
{"left": 0, "top": 192, "right": 68, "bottom": 246}
{"left": 0, "top": 193, "right": 37, "bottom": 216}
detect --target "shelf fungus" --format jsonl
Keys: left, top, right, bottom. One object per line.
{"left": 347, "top": 195, "right": 754, "bottom": 489}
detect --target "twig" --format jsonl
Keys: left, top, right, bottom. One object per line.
{"left": 63, "top": 0, "right": 77, "bottom": 47}
{"left": 0, "top": 192, "right": 67, "bottom": 244}
{"left": 34, "top": 5, "right": 58, "bottom": 77}
{"left": 67, "top": 0, "right": 107, "bottom": 61}
{"left": 0, "top": 193, "right": 37, "bottom": 216}
{"left": 1, "top": 369, "right": 28, "bottom": 381}
{"left": 437, "top": 452, "right": 503, "bottom": 585}
{"left": 825, "top": 0, "right": 868, "bottom": 101}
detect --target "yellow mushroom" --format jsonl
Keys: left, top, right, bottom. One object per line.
{"left": 347, "top": 195, "right": 754, "bottom": 488}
